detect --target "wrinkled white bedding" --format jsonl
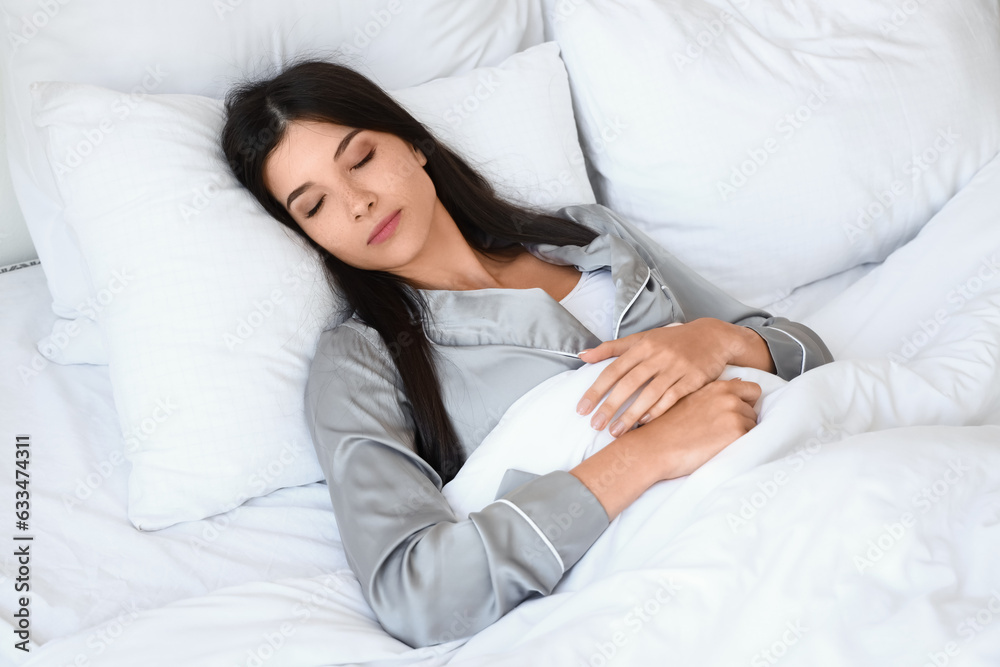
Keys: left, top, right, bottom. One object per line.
{"left": 445, "top": 293, "right": 1000, "bottom": 666}
{"left": 18, "top": 154, "right": 1000, "bottom": 666}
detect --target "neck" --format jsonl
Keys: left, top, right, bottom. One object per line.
{"left": 392, "top": 200, "right": 527, "bottom": 291}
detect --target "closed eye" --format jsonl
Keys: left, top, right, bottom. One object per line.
{"left": 303, "top": 148, "right": 375, "bottom": 219}
{"left": 305, "top": 195, "right": 325, "bottom": 219}
{"left": 352, "top": 148, "right": 375, "bottom": 171}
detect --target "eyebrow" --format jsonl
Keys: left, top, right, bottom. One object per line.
{"left": 284, "top": 127, "right": 363, "bottom": 210}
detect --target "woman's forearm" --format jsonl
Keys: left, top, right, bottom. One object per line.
{"left": 569, "top": 427, "right": 665, "bottom": 522}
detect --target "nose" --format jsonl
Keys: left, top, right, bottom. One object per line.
{"left": 351, "top": 190, "right": 376, "bottom": 220}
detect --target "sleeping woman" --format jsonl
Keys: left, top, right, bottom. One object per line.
{"left": 220, "top": 59, "right": 834, "bottom": 649}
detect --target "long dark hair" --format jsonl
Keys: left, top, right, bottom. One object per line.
{"left": 221, "top": 58, "right": 599, "bottom": 486}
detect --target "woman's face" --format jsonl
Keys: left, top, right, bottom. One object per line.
{"left": 262, "top": 120, "right": 438, "bottom": 272}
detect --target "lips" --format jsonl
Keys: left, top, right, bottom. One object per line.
{"left": 368, "top": 209, "right": 401, "bottom": 244}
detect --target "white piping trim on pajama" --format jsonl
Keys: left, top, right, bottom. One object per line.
{"left": 614, "top": 267, "right": 651, "bottom": 339}
{"left": 766, "top": 326, "right": 808, "bottom": 376}
{"left": 494, "top": 499, "right": 566, "bottom": 576}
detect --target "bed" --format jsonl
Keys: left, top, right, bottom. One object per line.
{"left": 2, "top": 1, "right": 1000, "bottom": 665}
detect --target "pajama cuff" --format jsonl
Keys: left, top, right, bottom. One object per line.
{"left": 493, "top": 469, "right": 611, "bottom": 577}
{"left": 744, "top": 317, "right": 834, "bottom": 381}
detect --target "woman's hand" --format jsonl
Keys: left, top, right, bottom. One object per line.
{"left": 575, "top": 318, "right": 775, "bottom": 436}
{"left": 568, "top": 377, "right": 762, "bottom": 521}
{"left": 640, "top": 378, "right": 762, "bottom": 481}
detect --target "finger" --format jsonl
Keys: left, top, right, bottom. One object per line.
{"left": 723, "top": 402, "right": 758, "bottom": 442}
{"left": 587, "top": 367, "right": 657, "bottom": 432}
{"left": 636, "top": 372, "right": 705, "bottom": 422}
{"left": 735, "top": 396, "right": 758, "bottom": 424}
{"left": 576, "top": 353, "right": 642, "bottom": 415}
{"left": 727, "top": 378, "right": 762, "bottom": 405}
{"left": 578, "top": 337, "right": 623, "bottom": 362}
{"left": 604, "top": 374, "right": 677, "bottom": 435}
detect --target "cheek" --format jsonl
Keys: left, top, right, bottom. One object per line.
{"left": 296, "top": 214, "right": 339, "bottom": 249}
{"left": 407, "top": 162, "right": 436, "bottom": 202}
{"left": 389, "top": 151, "right": 432, "bottom": 192}
{"left": 298, "top": 223, "right": 328, "bottom": 250}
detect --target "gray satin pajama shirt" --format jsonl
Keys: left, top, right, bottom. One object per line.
{"left": 303, "top": 203, "right": 834, "bottom": 648}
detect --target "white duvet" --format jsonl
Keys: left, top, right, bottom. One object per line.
{"left": 22, "top": 156, "right": 1000, "bottom": 666}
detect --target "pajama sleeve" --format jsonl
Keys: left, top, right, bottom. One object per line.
{"left": 304, "top": 323, "right": 611, "bottom": 649}
{"left": 558, "top": 204, "right": 835, "bottom": 380}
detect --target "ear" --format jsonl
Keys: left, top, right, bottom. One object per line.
{"left": 411, "top": 142, "right": 427, "bottom": 167}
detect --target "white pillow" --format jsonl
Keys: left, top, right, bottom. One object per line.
{"left": 30, "top": 41, "right": 595, "bottom": 530}
{"left": 548, "top": 0, "right": 1000, "bottom": 306}
{"left": 1, "top": 0, "right": 544, "bottom": 357}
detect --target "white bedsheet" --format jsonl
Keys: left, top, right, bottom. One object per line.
{"left": 6, "top": 151, "right": 1000, "bottom": 666}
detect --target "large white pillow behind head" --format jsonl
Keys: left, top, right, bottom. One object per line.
{"left": 1, "top": 0, "right": 543, "bottom": 356}
{"left": 30, "top": 41, "right": 593, "bottom": 530}
{"left": 548, "top": 0, "right": 1000, "bottom": 306}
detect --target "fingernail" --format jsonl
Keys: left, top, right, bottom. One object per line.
{"left": 577, "top": 349, "right": 592, "bottom": 357}
{"left": 639, "top": 413, "right": 651, "bottom": 424}
{"left": 591, "top": 413, "right": 607, "bottom": 430}
{"left": 609, "top": 419, "right": 625, "bottom": 437}
{"left": 576, "top": 398, "right": 592, "bottom": 415}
